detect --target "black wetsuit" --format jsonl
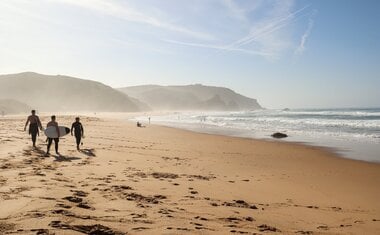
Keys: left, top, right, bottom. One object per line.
{"left": 28, "top": 116, "right": 41, "bottom": 146}
{"left": 46, "top": 121, "right": 60, "bottom": 154}
{"left": 29, "top": 123, "right": 39, "bottom": 145}
{"left": 47, "top": 137, "right": 59, "bottom": 153}
{"left": 71, "top": 122, "right": 83, "bottom": 147}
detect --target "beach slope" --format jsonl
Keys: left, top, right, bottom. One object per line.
{"left": 0, "top": 115, "right": 379, "bottom": 234}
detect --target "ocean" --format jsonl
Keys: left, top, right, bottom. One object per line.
{"left": 135, "top": 108, "right": 380, "bottom": 163}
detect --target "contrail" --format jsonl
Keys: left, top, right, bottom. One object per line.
{"left": 162, "top": 39, "right": 273, "bottom": 56}
{"left": 224, "top": 5, "right": 311, "bottom": 50}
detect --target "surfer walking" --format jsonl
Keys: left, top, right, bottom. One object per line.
{"left": 46, "top": 115, "right": 60, "bottom": 155}
{"left": 71, "top": 117, "right": 84, "bottom": 150}
{"left": 24, "top": 110, "right": 43, "bottom": 148}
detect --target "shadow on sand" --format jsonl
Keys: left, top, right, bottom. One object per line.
{"left": 53, "top": 154, "right": 81, "bottom": 162}
{"left": 32, "top": 147, "right": 48, "bottom": 157}
{"left": 79, "top": 148, "right": 96, "bottom": 157}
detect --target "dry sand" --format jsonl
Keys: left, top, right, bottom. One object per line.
{"left": 0, "top": 115, "right": 379, "bottom": 234}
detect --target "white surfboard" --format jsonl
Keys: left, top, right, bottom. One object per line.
{"left": 44, "top": 126, "right": 70, "bottom": 138}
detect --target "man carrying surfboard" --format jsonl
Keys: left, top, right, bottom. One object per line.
{"left": 71, "top": 117, "right": 84, "bottom": 150}
{"left": 24, "top": 110, "right": 43, "bottom": 148}
{"left": 46, "top": 115, "right": 60, "bottom": 155}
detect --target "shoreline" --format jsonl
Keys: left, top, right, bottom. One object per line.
{"left": 151, "top": 122, "right": 380, "bottom": 167}
{"left": 3, "top": 111, "right": 378, "bottom": 164}
{"left": 1, "top": 112, "right": 379, "bottom": 164}
{"left": 130, "top": 109, "right": 380, "bottom": 163}
{"left": 133, "top": 118, "right": 380, "bottom": 164}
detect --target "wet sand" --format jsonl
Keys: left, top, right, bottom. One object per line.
{"left": 0, "top": 115, "right": 379, "bottom": 234}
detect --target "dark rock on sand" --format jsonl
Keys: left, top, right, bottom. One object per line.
{"left": 271, "top": 132, "right": 288, "bottom": 138}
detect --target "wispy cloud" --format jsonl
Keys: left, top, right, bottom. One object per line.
{"left": 222, "top": 0, "right": 263, "bottom": 22}
{"left": 222, "top": 0, "right": 247, "bottom": 22}
{"left": 111, "top": 38, "right": 173, "bottom": 55}
{"left": 164, "top": 1, "right": 312, "bottom": 60}
{"left": 50, "top": 0, "right": 214, "bottom": 40}
{"left": 1, "top": 0, "right": 316, "bottom": 61}
{"left": 295, "top": 11, "right": 316, "bottom": 55}
{"left": 162, "top": 39, "right": 272, "bottom": 56}
{"left": 0, "top": 1, "right": 54, "bottom": 25}
{"left": 226, "top": 4, "right": 309, "bottom": 50}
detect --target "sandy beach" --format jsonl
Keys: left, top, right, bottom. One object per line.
{"left": 0, "top": 115, "right": 379, "bottom": 234}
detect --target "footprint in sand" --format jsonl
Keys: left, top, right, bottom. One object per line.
{"left": 194, "top": 216, "right": 209, "bottom": 221}
{"left": 131, "top": 227, "right": 150, "bottom": 231}
{"left": 295, "top": 231, "right": 314, "bottom": 234}
{"left": 222, "top": 200, "right": 258, "bottom": 210}
{"left": 51, "top": 209, "right": 75, "bottom": 217}
{"left": 32, "top": 228, "right": 51, "bottom": 235}
{"left": 63, "top": 196, "right": 83, "bottom": 203}
{"left": 230, "top": 229, "right": 250, "bottom": 234}
{"left": 77, "top": 202, "right": 94, "bottom": 210}
{"left": 317, "top": 225, "right": 329, "bottom": 230}
{"left": 49, "top": 221, "right": 122, "bottom": 235}
{"left": 0, "top": 222, "right": 15, "bottom": 233}
{"left": 258, "top": 224, "right": 281, "bottom": 232}
{"left": 56, "top": 203, "right": 72, "bottom": 209}
{"left": 157, "top": 208, "right": 175, "bottom": 217}
{"left": 71, "top": 190, "right": 89, "bottom": 197}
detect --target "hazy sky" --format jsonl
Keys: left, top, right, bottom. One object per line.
{"left": 0, "top": 0, "right": 379, "bottom": 108}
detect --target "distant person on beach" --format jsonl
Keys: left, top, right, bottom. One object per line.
{"left": 24, "top": 110, "right": 43, "bottom": 148}
{"left": 71, "top": 117, "right": 84, "bottom": 150}
{"left": 137, "top": 121, "right": 145, "bottom": 128}
{"left": 46, "top": 115, "right": 60, "bottom": 155}
{"left": 148, "top": 117, "right": 151, "bottom": 124}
